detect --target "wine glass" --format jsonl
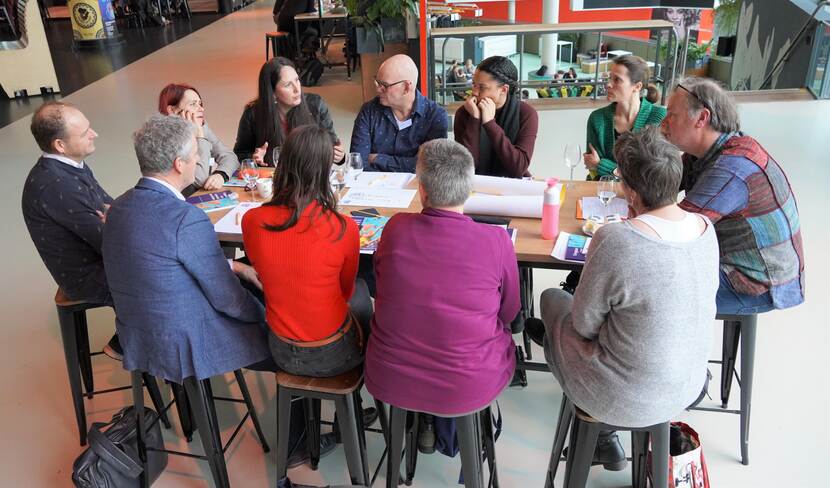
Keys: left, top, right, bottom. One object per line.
{"left": 240, "top": 159, "right": 259, "bottom": 194}
{"left": 348, "top": 152, "right": 363, "bottom": 184}
{"left": 271, "top": 146, "right": 281, "bottom": 169}
{"left": 564, "top": 143, "right": 582, "bottom": 186}
{"left": 597, "top": 175, "right": 618, "bottom": 220}
{"left": 330, "top": 163, "right": 348, "bottom": 193}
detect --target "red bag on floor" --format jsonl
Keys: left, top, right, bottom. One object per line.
{"left": 657, "top": 422, "right": 711, "bottom": 488}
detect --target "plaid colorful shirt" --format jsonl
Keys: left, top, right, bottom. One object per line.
{"left": 679, "top": 134, "right": 805, "bottom": 309}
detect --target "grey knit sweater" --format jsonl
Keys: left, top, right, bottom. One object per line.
{"left": 544, "top": 219, "right": 719, "bottom": 427}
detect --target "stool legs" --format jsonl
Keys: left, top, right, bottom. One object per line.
{"left": 546, "top": 396, "right": 574, "bottom": 488}
{"left": 335, "top": 392, "right": 367, "bottom": 485}
{"left": 740, "top": 315, "right": 757, "bottom": 465}
{"left": 720, "top": 320, "right": 741, "bottom": 408}
{"left": 184, "top": 377, "right": 230, "bottom": 488}
{"left": 170, "top": 382, "right": 194, "bottom": 441}
{"left": 562, "top": 416, "right": 600, "bottom": 488}
{"left": 457, "top": 413, "right": 484, "bottom": 488}
{"left": 76, "top": 313, "right": 94, "bottom": 398}
{"left": 132, "top": 372, "right": 150, "bottom": 488}
{"left": 233, "top": 370, "right": 270, "bottom": 453}
{"left": 352, "top": 390, "right": 371, "bottom": 486}
{"left": 404, "top": 412, "right": 418, "bottom": 485}
{"left": 275, "top": 385, "right": 293, "bottom": 479}
{"left": 650, "top": 423, "right": 670, "bottom": 488}
{"left": 480, "top": 406, "right": 499, "bottom": 488}
{"left": 387, "top": 406, "right": 407, "bottom": 488}
{"left": 306, "top": 398, "right": 321, "bottom": 468}
{"left": 58, "top": 306, "right": 87, "bottom": 445}
{"left": 630, "top": 431, "right": 648, "bottom": 488}
{"left": 143, "top": 373, "right": 171, "bottom": 429}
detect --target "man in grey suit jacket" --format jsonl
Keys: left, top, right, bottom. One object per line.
{"left": 102, "top": 115, "right": 271, "bottom": 383}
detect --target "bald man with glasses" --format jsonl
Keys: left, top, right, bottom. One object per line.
{"left": 350, "top": 54, "right": 448, "bottom": 173}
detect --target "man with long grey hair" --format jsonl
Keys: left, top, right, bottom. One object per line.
{"left": 102, "top": 115, "right": 272, "bottom": 387}
{"left": 661, "top": 76, "right": 804, "bottom": 315}
{"left": 365, "top": 139, "right": 520, "bottom": 453}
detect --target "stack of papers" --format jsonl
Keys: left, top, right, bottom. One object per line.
{"left": 551, "top": 232, "right": 591, "bottom": 263}
{"left": 464, "top": 175, "right": 558, "bottom": 219}
{"left": 347, "top": 172, "right": 414, "bottom": 189}
{"left": 339, "top": 188, "right": 417, "bottom": 209}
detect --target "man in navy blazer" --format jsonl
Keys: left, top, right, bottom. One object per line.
{"left": 102, "top": 115, "right": 271, "bottom": 384}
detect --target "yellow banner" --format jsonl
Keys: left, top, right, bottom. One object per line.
{"left": 68, "top": 0, "right": 105, "bottom": 40}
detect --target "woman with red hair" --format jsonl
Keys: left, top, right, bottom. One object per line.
{"left": 158, "top": 83, "right": 239, "bottom": 191}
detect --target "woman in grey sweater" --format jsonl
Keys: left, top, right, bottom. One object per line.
{"left": 531, "top": 127, "right": 719, "bottom": 470}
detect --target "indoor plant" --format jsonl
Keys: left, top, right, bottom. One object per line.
{"left": 344, "top": 0, "right": 417, "bottom": 53}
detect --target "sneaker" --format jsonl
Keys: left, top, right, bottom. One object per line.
{"left": 562, "top": 432, "right": 627, "bottom": 471}
{"left": 418, "top": 415, "right": 435, "bottom": 454}
{"left": 286, "top": 432, "right": 338, "bottom": 468}
{"left": 524, "top": 317, "right": 546, "bottom": 348}
{"left": 102, "top": 334, "right": 123, "bottom": 361}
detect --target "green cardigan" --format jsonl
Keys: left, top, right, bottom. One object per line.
{"left": 586, "top": 99, "right": 666, "bottom": 179}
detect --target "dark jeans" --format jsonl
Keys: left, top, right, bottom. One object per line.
{"left": 268, "top": 279, "right": 373, "bottom": 377}
{"left": 716, "top": 270, "right": 774, "bottom": 315}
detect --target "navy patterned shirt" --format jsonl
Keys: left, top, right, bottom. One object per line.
{"left": 22, "top": 157, "right": 113, "bottom": 303}
{"left": 350, "top": 92, "right": 448, "bottom": 173}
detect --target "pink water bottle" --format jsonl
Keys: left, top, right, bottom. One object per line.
{"left": 541, "top": 178, "right": 560, "bottom": 240}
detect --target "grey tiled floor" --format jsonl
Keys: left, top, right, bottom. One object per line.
{"left": 0, "top": 2, "right": 827, "bottom": 486}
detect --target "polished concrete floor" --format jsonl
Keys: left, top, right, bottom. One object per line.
{"left": 0, "top": 2, "right": 827, "bottom": 486}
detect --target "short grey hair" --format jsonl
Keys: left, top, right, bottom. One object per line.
{"left": 613, "top": 126, "right": 682, "bottom": 210}
{"left": 416, "top": 139, "right": 474, "bottom": 208}
{"left": 675, "top": 76, "right": 740, "bottom": 133}
{"left": 133, "top": 115, "right": 196, "bottom": 176}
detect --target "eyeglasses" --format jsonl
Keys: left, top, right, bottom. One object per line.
{"left": 374, "top": 78, "right": 407, "bottom": 90}
{"left": 676, "top": 84, "right": 711, "bottom": 114}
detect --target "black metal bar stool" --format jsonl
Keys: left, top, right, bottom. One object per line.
{"left": 131, "top": 369, "right": 270, "bottom": 488}
{"left": 275, "top": 368, "right": 370, "bottom": 486}
{"left": 265, "top": 31, "right": 290, "bottom": 61}
{"left": 545, "top": 395, "right": 670, "bottom": 488}
{"left": 688, "top": 313, "right": 757, "bottom": 465}
{"left": 55, "top": 288, "right": 169, "bottom": 445}
{"left": 385, "top": 404, "right": 499, "bottom": 488}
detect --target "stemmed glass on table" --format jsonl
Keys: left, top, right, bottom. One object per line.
{"left": 348, "top": 152, "right": 364, "bottom": 185}
{"left": 597, "top": 174, "right": 618, "bottom": 221}
{"left": 564, "top": 143, "right": 582, "bottom": 187}
{"left": 240, "top": 159, "right": 259, "bottom": 200}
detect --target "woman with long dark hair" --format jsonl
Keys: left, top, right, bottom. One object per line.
{"left": 234, "top": 57, "right": 344, "bottom": 167}
{"left": 241, "top": 124, "right": 371, "bottom": 377}
{"left": 453, "top": 55, "right": 538, "bottom": 178}
{"left": 158, "top": 83, "right": 239, "bottom": 190}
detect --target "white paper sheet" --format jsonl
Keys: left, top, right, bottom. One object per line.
{"left": 347, "top": 172, "right": 415, "bottom": 189}
{"left": 472, "top": 175, "right": 547, "bottom": 196}
{"left": 465, "top": 194, "right": 543, "bottom": 218}
{"left": 580, "top": 196, "right": 629, "bottom": 219}
{"left": 339, "top": 188, "right": 417, "bottom": 209}
{"left": 213, "top": 202, "right": 263, "bottom": 235}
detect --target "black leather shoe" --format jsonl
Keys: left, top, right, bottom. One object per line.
{"left": 362, "top": 407, "right": 379, "bottom": 427}
{"left": 563, "top": 432, "right": 627, "bottom": 471}
{"left": 524, "top": 317, "right": 546, "bottom": 347}
{"left": 103, "top": 334, "right": 123, "bottom": 361}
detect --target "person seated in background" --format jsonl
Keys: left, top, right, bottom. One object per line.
{"left": 661, "top": 77, "right": 805, "bottom": 314}
{"left": 453, "top": 55, "right": 538, "bottom": 178}
{"left": 583, "top": 55, "right": 665, "bottom": 180}
{"left": 462, "top": 58, "right": 476, "bottom": 81}
{"left": 527, "top": 127, "right": 718, "bottom": 471}
{"left": 273, "top": 0, "right": 315, "bottom": 36}
{"left": 235, "top": 57, "right": 344, "bottom": 167}
{"left": 242, "top": 124, "right": 372, "bottom": 378}
{"left": 350, "top": 54, "right": 448, "bottom": 173}
{"left": 159, "top": 83, "right": 238, "bottom": 191}
{"left": 22, "top": 101, "right": 121, "bottom": 360}
{"left": 365, "top": 139, "right": 520, "bottom": 438}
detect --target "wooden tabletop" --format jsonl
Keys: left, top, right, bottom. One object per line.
{"left": 209, "top": 179, "right": 599, "bottom": 270}
{"left": 294, "top": 10, "right": 347, "bottom": 20}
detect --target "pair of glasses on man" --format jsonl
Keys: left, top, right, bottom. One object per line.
{"left": 676, "top": 84, "right": 712, "bottom": 114}
{"left": 374, "top": 78, "right": 408, "bottom": 90}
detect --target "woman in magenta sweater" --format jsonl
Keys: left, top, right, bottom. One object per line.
{"left": 453, "top": 56, "right": 539, "bottom": 178}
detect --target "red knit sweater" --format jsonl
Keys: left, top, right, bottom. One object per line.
{"left": 241, "top": 202, "right": 359, "bottom": 341}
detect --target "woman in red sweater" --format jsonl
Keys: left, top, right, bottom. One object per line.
{"left": 242, "top": 124, "right": 371, "bottom": 377}
{"left": 453, "top": 55, "right": 539, "bottom": 178}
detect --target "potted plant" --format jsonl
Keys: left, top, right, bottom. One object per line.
{"left": 685, "top": 41, "right": 711, "bottom": 75}
{"left": 344, "top": 0, "right": 417, "bottom": 54}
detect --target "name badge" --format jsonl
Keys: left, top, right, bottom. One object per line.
{"left": 397, "top": 119, "right": 413, "bottom": 130}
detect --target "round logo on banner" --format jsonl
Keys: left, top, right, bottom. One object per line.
{"left": 72, "top": 2, "right": 98, "bottom": 29}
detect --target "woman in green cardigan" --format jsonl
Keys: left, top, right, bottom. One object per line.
{"left": 584, "top": 55, "right": 665, "bottom": 180}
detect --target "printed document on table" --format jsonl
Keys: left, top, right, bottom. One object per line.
{"left": 214, "top": 202, "right": 263, "bottom": 235}
{"left": 339, "top": 188, "right": 416, "bottom": 209}
{"left": 347, "top": 172, "right": 415, "bottom": 189}
{"left": 580, "top": 197, "right": 629, "bottom": 219}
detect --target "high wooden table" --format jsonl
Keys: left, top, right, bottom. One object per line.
{"left": 210, "top": 180, "right": 599, "bottom": 270}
